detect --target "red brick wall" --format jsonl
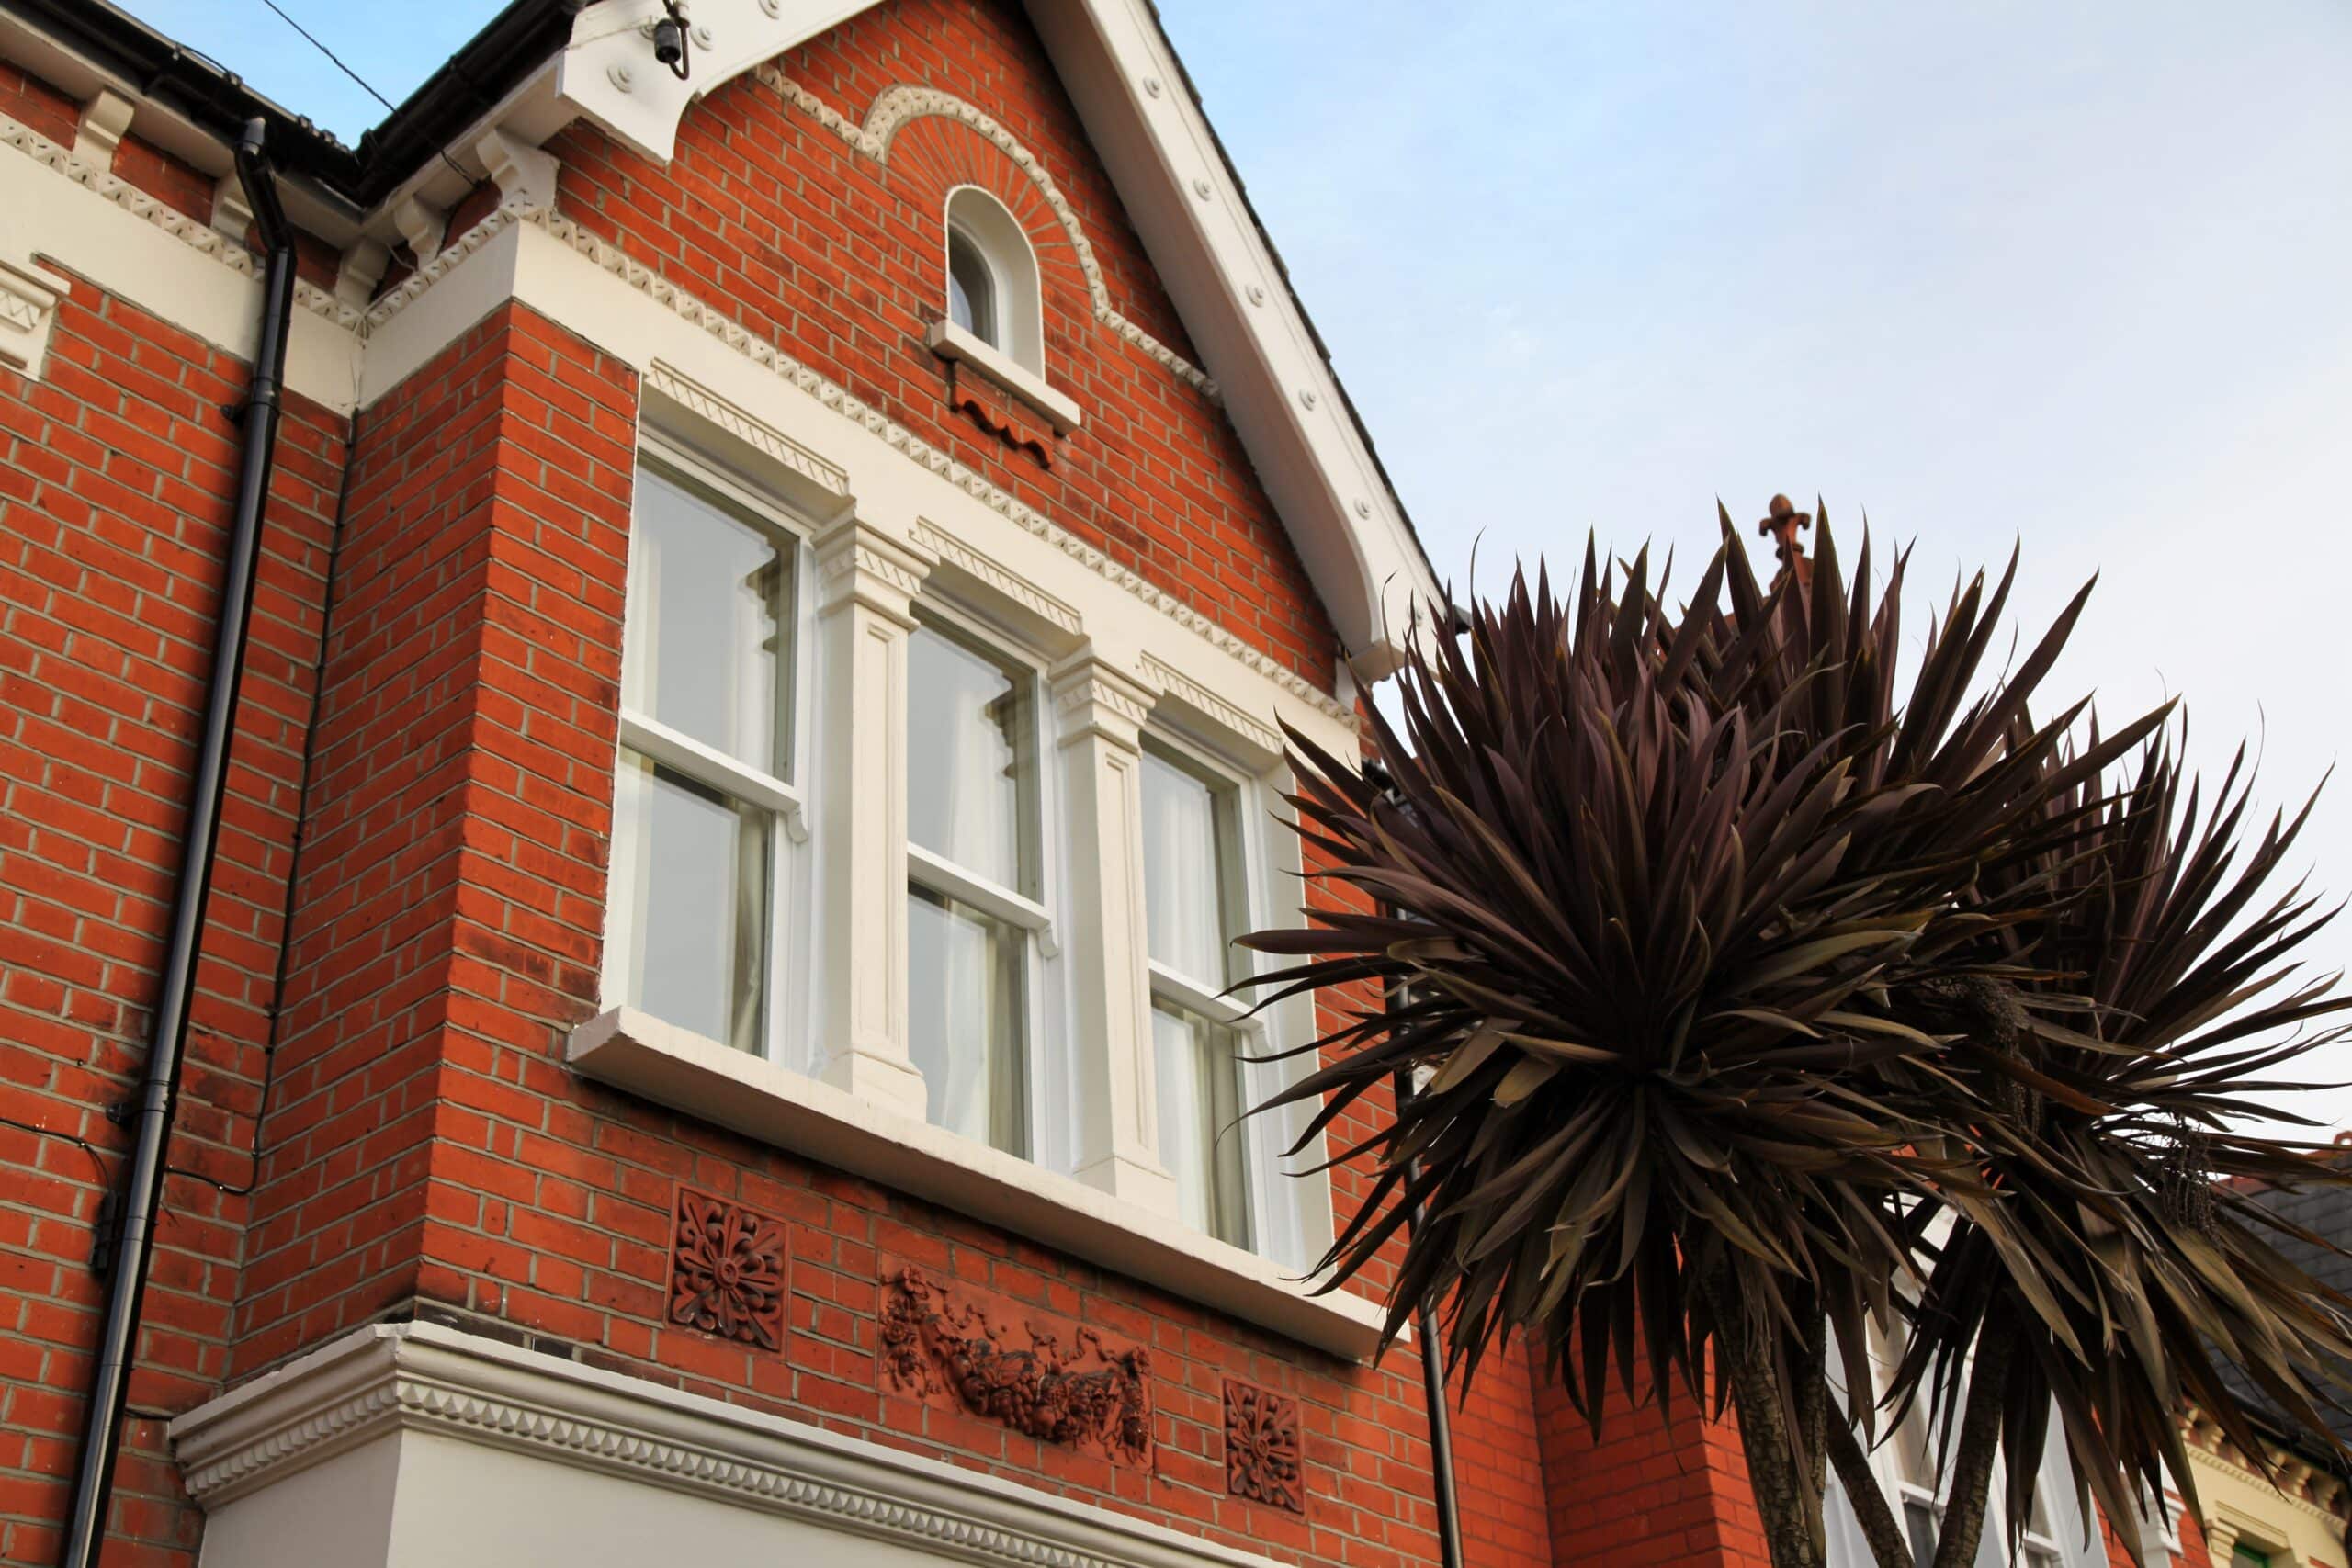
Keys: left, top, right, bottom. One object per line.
{"left": 1452, "top": 1341, "right": 1555, "bottom": 1567}
{"left": 0, "top": 60, "right": 77, "bottom": 147}
{"left": 1533, "top": 1359, "right": 1772, "bottom": 1567}
{"left": 0, "top": 272, "right": 347, "bottom": 1565}
{"left": 0, "top": 4, "right": 1555, "bottom": 1564}
{"left": 548, "top": 0, "right": 1340, "bottom": 692}
{"left": 224, "top": 299, "right": 632, "bottom": 1375}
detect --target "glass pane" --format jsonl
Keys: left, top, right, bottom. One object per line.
{"left": 609, "top": 750, "right": 769, "bottom": 1052}
{"left": 948, "top": 229, "right": 995, "bottom": 345}
{"left": 623, "top": 466, "right": 792, "bottom": 778}
{"left": 1152, "top": 1000, "right": 1250, "bottom": 1247}
{"left": 1142, "top": 749, "right": 1239, "bottom": 987}
{"left": 908, "top": 625, "right": 1035, "bottom": 895}
{"left": 1901, "top": 1502, "right": 1937, "bottom": 1568}
{"left": 908, "top": 885, "right": 1027, "bottom": 1155}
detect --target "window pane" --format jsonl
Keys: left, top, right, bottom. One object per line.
{"left": 908, "top": 886, "right": 1027, "bottom": 1155}
{"left": 1142, "top": 749, "right": 1238, "bottom": 986}
{"left": 948, "top": 229, "right": 995, "bottom": 345}
{"left": 908, "top": 625, "right": 1035, "bottom": 894}
{"left": 1901, "top": 1502, "right": 1937, "bottom": 1568}
{"left": 623, "top": 467, "right": 792, "bottom": 777}
{"left": 1152, "top": 1000, "right": 1250, "bottom": 1247}
{"left": 609, "top": 750, "right": 769, "bottom": 1052}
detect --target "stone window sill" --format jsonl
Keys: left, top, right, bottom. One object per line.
{"left": 567, "top": 1008, "right": 1389, "bottom": 1361}
{"left": 925, "top": 319, "right": 1083, "bottom": 434}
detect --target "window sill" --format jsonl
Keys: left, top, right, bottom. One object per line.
{"left": 567, "top": 1008, "right": 1391, "bottom": 1361}
{"left": 926, "top": 319, "right": 1083, "bottom": 434}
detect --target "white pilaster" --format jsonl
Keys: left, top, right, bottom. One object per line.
{"left": 1052, "top": 655, "right": 1178, "bottom": 1219}
{"left": 810, "top": 514, "right": 931, "bottom": 1119}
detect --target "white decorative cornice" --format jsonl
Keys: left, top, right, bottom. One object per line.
{"left": 2182, "top": 1412, "right": 2351, "bottom": 1529}
{"left": 1137, "top": 652, "right": 1283, "bottom": 763}
{"left": 0, "top": 104, "right": 1351, "bottom": 734}
{"left": 0, "top": 110, "right": 362, "bottom": 333}
{"left": 418, "top": 206, "right": 1351, "bottom": 731}
{"left": 1051, "top": 659, "right": 1156, "bottom": 733}
{"left": 911, "top": 519, "right": 1082, "bottom": 636}
{"left": 173, "top": 1321, "right": 1282, "bottom": 1568}
{"left": 645, "top": 361, "right": 849, "bottom": 496}
{"left": 759, "top": 70, "right": 1216, "bottom": 401}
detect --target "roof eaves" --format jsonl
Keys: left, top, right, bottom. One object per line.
{"left": 0, "top": 0, "right": 584, "bottom": 209}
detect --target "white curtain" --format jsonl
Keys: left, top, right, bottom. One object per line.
{"left": 1140, "top": 750, "right": 1224, "bottom": 983}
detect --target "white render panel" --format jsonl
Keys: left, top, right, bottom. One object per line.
{"left": 0, "top": 114, "right": 360, "bottom": 407}
{"left": 175, "top": 1322, "right": 1291, "bottom": 1568}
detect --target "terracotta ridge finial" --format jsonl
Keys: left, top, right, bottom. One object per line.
{"left": 1757, "top": 493, "right": 1815, "bottom": 591}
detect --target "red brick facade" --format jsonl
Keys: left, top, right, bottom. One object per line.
{"left": 0, "top": 4, "right": 2210, "bottom": 1568}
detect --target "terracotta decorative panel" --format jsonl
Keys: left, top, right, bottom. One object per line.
{"left": 1224, "top": 1379, "right": 1304, "bottom": 1513}
{"left": 666, "top": 1188, "right": 788, "bottom": 1350}
{"left": 878, "top": 1262, "right": 1152, "bottom": 1465}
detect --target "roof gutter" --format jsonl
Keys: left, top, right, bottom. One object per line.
{"left": 0, "top": 0, "right": 584, "bottom": 210}
{"left": 57, "top": 116, "right": 298, "bottom": 1568}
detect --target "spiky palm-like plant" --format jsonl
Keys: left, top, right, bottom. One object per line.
{"left": 1242, "top": 516, "right": 2352, "bottom": 1568}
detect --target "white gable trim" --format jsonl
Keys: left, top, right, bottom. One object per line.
{"left": 543, "top": 0, "right": 1439, "bottom": 677}
{"left": 1024, "top": 0, "right": 1440, "bottom": 677}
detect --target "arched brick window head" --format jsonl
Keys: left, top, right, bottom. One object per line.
{"left": 944, "top": 186, "right": 1044, "bottom": 377}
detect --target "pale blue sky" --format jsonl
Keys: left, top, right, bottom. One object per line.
{"left": 122, "top": 1, "right": 2352, "bottom": 1126}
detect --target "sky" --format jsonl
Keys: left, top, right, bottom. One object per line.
{"left": 119, "top": 1, "right": 2352, "bottom": 1126}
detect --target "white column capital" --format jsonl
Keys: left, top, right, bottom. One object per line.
{"left": 814, "top": 513, "right": 933, "bottom": 628}
{"left": 1049, "top": 654, "right": 1154, "bottom": 753}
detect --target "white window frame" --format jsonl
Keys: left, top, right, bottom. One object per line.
{"left": 1136, "top": 722, "right": 1314, "bottom": 1270}
{"left": 903, "top": 597, "right": 1062, "bottom": 1158}
{"left": 1826, "top": 1309, "right": 2111, "bottom": 1568}
{"left": 941, "top": 186, "right": 1043, "bottom": 374}
{"left": 600, "top": 438, "right": 819, "bottom": 1071}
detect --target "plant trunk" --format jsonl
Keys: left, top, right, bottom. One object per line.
{"left": 1930, "top": 1323, "right": 2018, "bottom": 1568}
{"left": 1702, "top": 1267, "right": 1825, "bottom": 1568}
{"left": 1826, "top": 1402, "right": 1916, "bottom": 1568}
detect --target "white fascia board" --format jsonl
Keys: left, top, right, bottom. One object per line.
{"left": 569, "top": 1007, "right": 1389, "bottom": 1359}
{"left": 1024, "top": 0, "right": 1444, "bottom": 680}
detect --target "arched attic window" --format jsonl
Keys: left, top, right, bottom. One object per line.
{"left": 943, "top": 186, "right": 1043, "bottom": 377}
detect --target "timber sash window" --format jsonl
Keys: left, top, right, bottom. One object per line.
{"left": 1140, "top": 743, "right": 1255, "bottom": 1249}
{"left": 905, "top": 615, "right": 1048, "bottom": 1156}
{"left": 605, "top": 456, "right": 807, "bottom": 1055}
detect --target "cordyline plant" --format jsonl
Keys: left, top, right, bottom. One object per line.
{"left": 1238, "top": 510, "right": 2352, "bottom": 1568}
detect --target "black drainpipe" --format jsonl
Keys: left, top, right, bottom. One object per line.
{"left": 1394, "top": 1062, "right": 1466, "bottom": 1568}
{"left": 60, "top": 117, "right": 298, "bottom": 1568}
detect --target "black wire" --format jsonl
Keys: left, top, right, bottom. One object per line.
{"left": 253, "top": 0, "right": 477, "bottom": 189}
{"left": 0, "top": 1115, "right": 115, "bottom": 1188}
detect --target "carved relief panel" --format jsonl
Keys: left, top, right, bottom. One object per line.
{"left": 878, "top": 1262, "right": 1153, "bottom": 1466}
{"left": 666, "top": 1188, "right": 788, "bottom": 1350}
{"left": 1223, "top": 1378, "right": 1305, "bottom": 1513}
